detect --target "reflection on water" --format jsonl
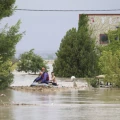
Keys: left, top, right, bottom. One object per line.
{"left": 0, "top": 88, "right": 120, "bottom": 120}
{"left": 1, "top": 104, "right": 120, "bottom": 120}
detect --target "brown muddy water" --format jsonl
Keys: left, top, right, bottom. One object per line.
{"left": 0, "top": 72, "right": 120, "bottom": 120}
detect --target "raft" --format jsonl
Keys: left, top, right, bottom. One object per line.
{"left": 30, "top": 82, "right": 50, "bottom": 87}
{"left": 30, "top": 82, "right": 60, "bottom": 87}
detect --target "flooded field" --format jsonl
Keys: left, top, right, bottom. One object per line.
{"left": 0, "top": 87, "right": 120, "bottom": 120}
{"left": 0, "top": 67, "right": 120, "bottom": 120}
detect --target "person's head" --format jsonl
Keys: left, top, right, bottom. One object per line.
{"left": 41, "top": 67, "right": 46, "bottom": 72}
{"left": 51, "top": 72, "right": 54, "bottom": 76}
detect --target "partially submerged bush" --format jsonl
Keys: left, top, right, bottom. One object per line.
{"left": 0, "top": 73, "right": 14, "bottom": 90}
{"left": 86, "top": 78, "right": 99, "bottom": 88}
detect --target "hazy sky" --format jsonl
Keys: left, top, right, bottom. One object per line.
{"left": 1, "top": 0, "right": 120, "bottom": 54}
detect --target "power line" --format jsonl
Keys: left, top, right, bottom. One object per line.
{"left": 15, "top": 9, "right": 120, "bottom": 12}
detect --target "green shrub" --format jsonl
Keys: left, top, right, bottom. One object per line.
{"left": 86, "top": 78, "right": 98, "bottom": 88}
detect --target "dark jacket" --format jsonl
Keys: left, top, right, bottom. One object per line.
{"left": 41, "top": 72, "right": 49, "bottom": 84}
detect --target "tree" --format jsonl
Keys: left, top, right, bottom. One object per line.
{"left": 99, "top": 50, "right": 120, "bottom": 87}
{"left": 76, "top": 14, "right": 98, "bottom": 77}
{"left": 0, "top": 21, "right": 23, "bottom": 89}
{"left": 100, "top": 27, "right": 120, "bottom": 53}
{"left": 0, "top": 60, "right": 14, "bottom": 89}
{"left": 17, "top": 49, "right": 46, "bottom": 74}
{"left": 53, "top": 28, "right": 77, "bottom": 77}
{"left": 0, "top": 20, "right": 23, "bottom": 62}
{"left": 0, "top": 0, "right": 16, "bottom": 20}
{"left": 0, "top": 1, "right": 23, "bottom": 89}
{"left": 98, "top": 28, "right": 120, "bottom": 87}
{"left": 53, "top": 14, "right": 98, "bottom": 77}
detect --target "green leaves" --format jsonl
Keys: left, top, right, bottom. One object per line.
{"left": 53, "top": 28, "right": 77, "bottom": 77}
{"left": 0, "top": 60, "right": 15, "bottom": 89}
{"left": 0, "top": 1, "right": 23, "bottom": 89}
{"left": 17, "top": 49, "right": 46, "bottom": 74}
{"left": 0, "top": 20, "right": 23, "bottom": 62}
{"left": 99, "top": 28, "right": 120, "bottom": 86}
{"left": 0, "top": 21, "right": 23, "bottom": 89}
{"left": 0, "top": 0, "right": 16, "bottom": 20}
{"left": 99, "top": 50, "right": 120, "bottom": 86}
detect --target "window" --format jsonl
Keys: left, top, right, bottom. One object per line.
{"left": 100, "top": 34, "right": 109, "bottom": 44}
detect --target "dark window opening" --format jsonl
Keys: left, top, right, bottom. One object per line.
{"left": 100, "top": 34, "right": 108, "bottom": 44}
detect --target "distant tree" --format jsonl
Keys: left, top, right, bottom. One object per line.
{"left": 53, "top": 14, "right": 98, "bottom": 77}
{"left": 47, "top": 54, "right": 54, "bottom": 60}
{"left": 0, "top": 0, "right": 23, "bottom": 89}
{"left": 17, "top": 49, "right": 46, "bottom": 74}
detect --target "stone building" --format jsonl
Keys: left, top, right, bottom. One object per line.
{"left": 79, "top": 14, "right": 120, "bottom": 44}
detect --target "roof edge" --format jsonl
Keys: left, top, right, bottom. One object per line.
{"left": 79, "top": 14, "right": 120, "bottom": 16}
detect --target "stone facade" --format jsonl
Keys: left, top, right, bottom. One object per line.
{"left": 79, "top": 14, "right": 120, "bottom": 44}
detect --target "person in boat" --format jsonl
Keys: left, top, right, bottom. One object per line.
{"left": 33, "top": 71, "right": 43, "bottom": 82}
{"left": 40, "top": 67, "right": 49, "bottom": 84}
{"left": 51, "top": 72, "right": 58, "bottom": 86}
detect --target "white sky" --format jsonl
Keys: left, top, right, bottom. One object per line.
{"left": 1, "top": 0, "right": 120, "bottom": 54}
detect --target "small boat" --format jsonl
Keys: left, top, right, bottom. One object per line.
{"left": 30, "top": 82, "right": 49, "bottom": 87}
{"left": 30, "top": 82, "right": 60, "bottom": 87}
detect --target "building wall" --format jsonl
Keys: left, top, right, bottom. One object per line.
{"left": 80, "top": 14, "right": 120, "bottom": 44}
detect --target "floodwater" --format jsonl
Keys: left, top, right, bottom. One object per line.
{"left": 1, "top": 87, "right": 120, "bottom": 120}
{"left": 0, "top": 65, "right": 120, "bottom": 120}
